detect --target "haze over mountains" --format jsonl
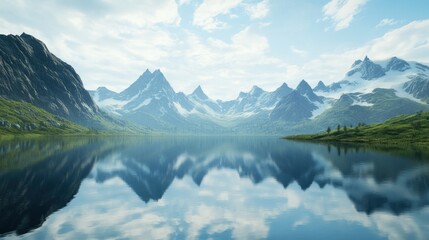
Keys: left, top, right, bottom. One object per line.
{"left": 91, "top": 54, "right": 429, "bottom": 134}
{"left": 1, "top": 33, "right": 429, "bottom": 134}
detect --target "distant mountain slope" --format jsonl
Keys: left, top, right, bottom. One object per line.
{"left": 90, "top": 71, "right": 307, "bottom": 132}
{"left": 287, "top": 111, "right": 429, "bottom": 144}
{"left": 91, "top": 56, "right": 429, "bottom": 134}
{"left": 0, "top": 33, "right": 100, "bottom": 127}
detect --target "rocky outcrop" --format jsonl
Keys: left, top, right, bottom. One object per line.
{"left": 0, "top": 33, "right": 99, "bottom": 126}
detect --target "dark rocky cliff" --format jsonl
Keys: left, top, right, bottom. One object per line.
{"left": 0, "top": 33, "right": 99, "bottom": 126}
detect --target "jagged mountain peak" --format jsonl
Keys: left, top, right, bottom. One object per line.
{"left": 142, "top": 68, "right": 151, "bottom": 75}
{"left": 296, "top": 80, "right": 323, "bottom": 103}
{"left": 279, "top": 82, "right": 289, "bottom": 88}
{"left": 119, "top": 68, "right": 174, "bottom": 99}
{"left": 296, "top": 79, "right": 312, "bottom": 92}
{"left": 273, "top": 82, "right": 292, "bottom": 97}
{"left": 352, "top": 59, "right": 363, "bottom": 68}
{"left": 386, "top": 57, "right": 410, "bottom": 72}
{"left": 313, "top": 81, "right": 328, "bottom": 92}
{"left": 190, "top": 85, "right": 209, "bottom": 100}
{"left": 346, "top": 56, "right": 385, "bottom": 80}
{"left": 250, "top": 85, "right": 264, "bottom": 96}
{"left": 237, "top": 91, "right": 247, "bottom": 99}
{"left": 363, "top": 55, "right": 370, "bottom": 62}
{"left": 316, "top": 81, "right": 326, "bottom": 87}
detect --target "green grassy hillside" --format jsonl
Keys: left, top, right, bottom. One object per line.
{"left": 286, "top": 111, "right": 429, "bottom": 145}
{"left": 0, "top": 97, "right": 89, "bottom": 136}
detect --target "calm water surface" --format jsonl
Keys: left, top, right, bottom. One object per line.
{"left": 0, "top": 136, "right": 428, "bottom": 240}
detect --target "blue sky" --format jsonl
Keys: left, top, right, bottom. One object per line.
{"left": 1, "top": 0, "right": 429, "bottom": 100}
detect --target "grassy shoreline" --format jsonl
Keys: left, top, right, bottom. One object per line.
{"left": 285, "top": 111, "right": 429, "bottom": 146}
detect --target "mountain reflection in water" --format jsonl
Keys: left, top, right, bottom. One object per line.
{"left": 1, "top": 137, "right": 428, "bottom": 239}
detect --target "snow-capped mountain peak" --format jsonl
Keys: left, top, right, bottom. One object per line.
{"left": 296, "top": 79, "right": 323, "bottom": 103}
{"left": 119, "top": 69, "right": 174, "bottom": 100}
{"left": 90, "top": 57, "right": 429, "bottom": 134}
{"left": 346, "top": 56, "right": 385, "bottom": 80}
{"left": 385, "top": 57, "right": 411, "bottom": 72}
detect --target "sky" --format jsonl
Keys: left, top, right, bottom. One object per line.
{"left": 1, "top": 0, "right": 429, "bottom": 100}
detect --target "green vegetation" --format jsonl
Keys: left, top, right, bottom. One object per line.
{"left": 286, "top": 111, "right": 429, "bottom": 145}
{"left": 0, "top": 97, "right": 89, "bottom": 136}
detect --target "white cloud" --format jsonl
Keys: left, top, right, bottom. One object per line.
{"left": 245, "top": 0, "right": 270, "bottom": 20}
{"left": 193, "top": 0, "right": 242, "bottom": 31}
{"left": 178, "top": 0, "right": 191, "bottom": 5}
{"left": 367, "top": 20, "right": 429, "bottom": 60}
{"left": 169, "top": 27, "right": 288, "bottom": 99}
{"left": 288, "top": 20, "right": 429, "bottom": 88}
{"left": 1, "top": 0, "right": 427, "bottom": 101}
{"left": 376, "top": 18, "right": 398, "bottom": 28}
{"left": 0, "top": 0, "right": 181, "bottom": 91}
{"left": 13, "top": 168, "right": 298, "bottom": 240}
{"left": 323, "top": 0, "right": 369, "bottom": 31}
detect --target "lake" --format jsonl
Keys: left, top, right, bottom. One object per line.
{"left": 0, "top": 136, "right": 428, "bottom": 240}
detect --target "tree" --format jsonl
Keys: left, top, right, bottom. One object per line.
{"left": 343, "top": 125, "right": 347, "bottom": 132}
{"left": 327, "top": 126, "right": 331, "bottom": 134}
{"left": 337, "top": 124, "right": 341, "bottom": 132}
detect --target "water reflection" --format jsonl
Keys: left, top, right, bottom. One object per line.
{"left": 0, "top": 137, "right": 428, "bottom": 239}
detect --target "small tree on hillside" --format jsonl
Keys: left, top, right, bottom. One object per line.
{"left": 327, "top": 126, "right": 331, "bottom": 134}
{"left": 337, "top": 124, "right": 341, "bottom": 132}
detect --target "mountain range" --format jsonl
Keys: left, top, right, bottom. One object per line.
{"left": 91, "top": 55, "right": 429, "bottom": 134}
{"left": 1, "top": 33, "right": 428, "bottom": 135}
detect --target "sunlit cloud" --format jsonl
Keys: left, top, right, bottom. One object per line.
{"left": 245, "top": 0, "right": 270, "bottom": 20}
{"left": 323, "top": 0, "right": 369, "bottom": 31}
{"left": 192, "top": 0, "right": 242, "bottom": 31}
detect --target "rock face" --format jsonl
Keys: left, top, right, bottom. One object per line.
{"left": 313, "top": 81, "right": 328, "bottom": 92}
{"left": 403, "top": 74, "right": 429, "bottom": 102}
{"left": 0, "top": 33, "right": 99, "bottom": 126}
{"left": 296, "top": 79, "right": 323, "bottom": 103}
{"left": 386, "top": 57, "right": 410, "bottom": 72}
{"left": 347, "top": 56, "right": 385, "bottom": 80}
{"left": 270, "top": 91, "right": 317, "bottom": 122}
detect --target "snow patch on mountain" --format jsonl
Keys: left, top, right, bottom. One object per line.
{"left": 310, "top": 101, "right": 332, "bottom": 119}
{"left": 132, "top": 98, "right": 152, "bottom": 111}
{"left": 316, "top": 58, "right": 429, "bottom": 104}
